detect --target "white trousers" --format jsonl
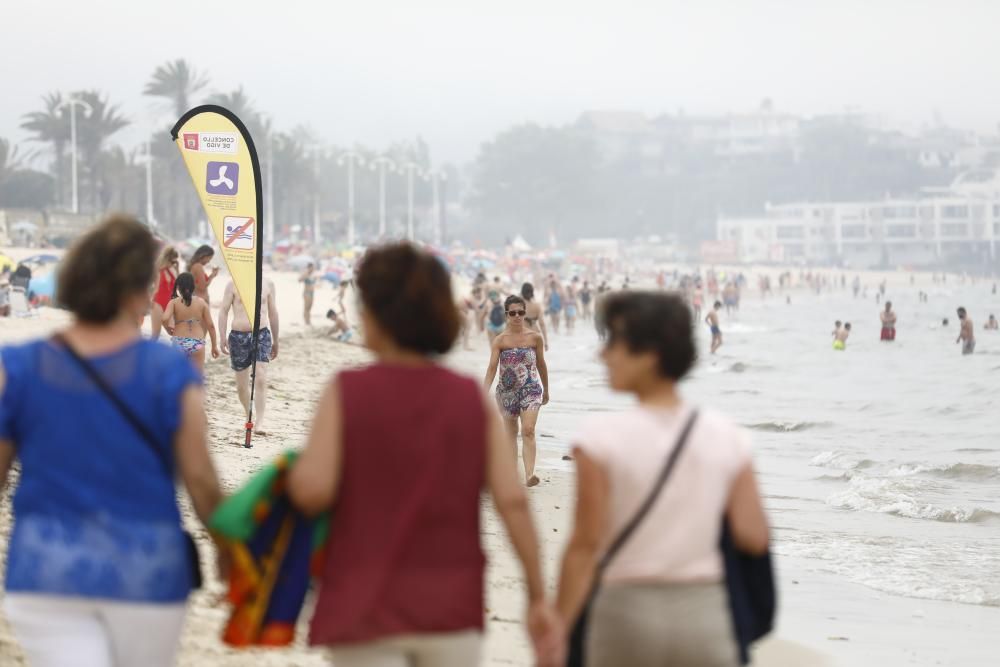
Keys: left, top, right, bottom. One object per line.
{"left": 3, "top": 593, "right": 187, "bottom": 667}
{"left": 326, "top": 631, "right": 482, "bottom": 667}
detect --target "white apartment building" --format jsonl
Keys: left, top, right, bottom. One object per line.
{"left": 717, "top": 170, "right": 1000, "bottom": 268}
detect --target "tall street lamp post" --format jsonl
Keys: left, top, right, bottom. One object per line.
{"left": 337, "top": 151, "right": 365, "bottom": 246}
{"left": 370, "top": 155, "right": 396, "bottom": 238}
{"left": 57, "top": 96, "right": 92, "bottom": 214}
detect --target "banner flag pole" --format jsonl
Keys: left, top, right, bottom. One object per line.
{"left": 170, "top": 106, "right": 264, "bottom": 448}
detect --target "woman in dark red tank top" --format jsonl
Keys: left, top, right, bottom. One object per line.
{"left": 288, "top": 243, "right": 563, "bottom": 667}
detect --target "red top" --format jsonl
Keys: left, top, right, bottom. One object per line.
{"left": 153, "top": 268, "right": 176, "bottom": 310}
{"left": 309, "top": 364, "right": 487, "bottom": 646}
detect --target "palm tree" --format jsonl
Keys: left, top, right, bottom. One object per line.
{"left": 20, "top": 92, "right": 69, "bottom": 205}
{"left": 144, "top": 59, "right": 209, "bottom": 118}
{"left": 0, "top": 138, "right": 23, "bottom": 185}
{"left": 70, "top": 90, "right": 130, "bottom": 212}
{"left": 205, "top": 86, "right": 264, "bottom": 139}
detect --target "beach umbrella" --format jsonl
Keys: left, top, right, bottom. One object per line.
{"left": 29, "top": 270, "right": 57, "bottom": 300}
{"left": 21, "top": 254, "right": 59, "bottom": 266}
{"left": 287, "top": 255, "right": 316, "bottom": 270}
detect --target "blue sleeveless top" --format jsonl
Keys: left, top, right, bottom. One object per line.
{"left": 0, "top": 338, "right": 201, "bottom": 603}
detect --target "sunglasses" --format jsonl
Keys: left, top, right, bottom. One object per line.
{"left": 506, "top": 310, "right": 526, "bottom": 318}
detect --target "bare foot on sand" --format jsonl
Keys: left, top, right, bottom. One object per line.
{"left": 526, "top": 475, "right": 540, "bottom": 487}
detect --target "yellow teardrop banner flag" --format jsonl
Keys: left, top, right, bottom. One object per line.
{"left": 170, "top": 106, "right": 263, "bottom": 331}
{"left": 171, "top": 106, "right": 264, "bottom": 447}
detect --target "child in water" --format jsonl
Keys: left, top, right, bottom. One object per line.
{"left": 833, "top": 322, "right": 851, "bottom": 350}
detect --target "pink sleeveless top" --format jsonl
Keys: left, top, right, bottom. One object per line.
{"left": 309, "top": 363, "right": 487, "bottom": 646}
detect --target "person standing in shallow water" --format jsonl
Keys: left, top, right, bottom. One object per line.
{"left": 880, "top": 301, "right": 897, "bottom": 342}
{"left": 484, "top": 295, "right": 550, "bottom": 487}
{"left": 706, "top": 301, "right": 723, "bottom": 354}
{"left": 956, "top": 307, "right": 975, "bottom": 355}
{"left": 833, "top": 322, "right": 851, "bottom": 350}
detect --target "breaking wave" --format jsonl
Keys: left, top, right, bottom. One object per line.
{"left": 747, "top": 421, "right": 833, "bottom": 433}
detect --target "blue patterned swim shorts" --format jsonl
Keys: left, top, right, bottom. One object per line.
{"left": 228, "top": 327, "right": 272, "bottom": 371}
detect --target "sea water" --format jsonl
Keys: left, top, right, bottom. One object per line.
{"left": 534, "top": 282, "right": 1000, "bottom": 610}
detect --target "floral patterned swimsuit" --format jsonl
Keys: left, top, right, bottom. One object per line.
{"left": 496, "top": 347, "right": 544, "bottom": 418}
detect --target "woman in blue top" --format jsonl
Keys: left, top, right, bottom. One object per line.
{"left": 0, "top": 215, "right": 225, "bottom": 667}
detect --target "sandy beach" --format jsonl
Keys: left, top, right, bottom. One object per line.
{"left": 1, "top": 254, "right": 996, "bottom": 666}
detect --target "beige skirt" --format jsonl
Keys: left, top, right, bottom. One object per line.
{"left": 586, "top": 581, "right": 739, "bottom": 667}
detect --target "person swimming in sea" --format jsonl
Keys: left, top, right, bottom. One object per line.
{"left": 832, "top": 320, "right": 842, "bottom": 339}
{"left": 833, "top": 322, "right": 851, "bottom": 350}
{"left": 984, "top": 314, "right": 998, "bottom": 331}
{"left": 706, "top": 300, "right": 723, "bottom": 354}
{"left": 163, "top": 272, "right": 219, "bottom": 372}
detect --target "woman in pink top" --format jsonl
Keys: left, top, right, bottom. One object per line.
{"left": 288, "top": 243, "right": 562, "bottom": 667}
{"left": 556, "top": 292, "right": 769, "bottom": 667}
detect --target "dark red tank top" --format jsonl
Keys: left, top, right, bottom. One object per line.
{"left": 309, "top": 363, "right": 487, "bottom": 646}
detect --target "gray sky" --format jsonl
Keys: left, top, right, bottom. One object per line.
{"left": 4, "top": 0, "right": 1000, "bottom": 164}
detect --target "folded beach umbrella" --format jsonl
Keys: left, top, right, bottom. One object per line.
{"left": 210, "top": 451, "right": 329, "bottom": 647}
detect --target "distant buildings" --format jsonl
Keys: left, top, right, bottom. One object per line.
{"left": 716, "top": 170, "right": 1000, "bottom": 268}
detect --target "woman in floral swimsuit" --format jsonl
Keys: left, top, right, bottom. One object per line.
{"left": 483, "top": 295, "right": 550, "bottom": 487}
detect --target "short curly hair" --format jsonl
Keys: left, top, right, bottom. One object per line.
{"left": 602, "top": 291, "right": 697, "bottom": 380}
{"left": 58, "top": 214, "right": 157, "bottom": 323}
{"left": 356, "top": 243, "right": 460, "bottom": 355}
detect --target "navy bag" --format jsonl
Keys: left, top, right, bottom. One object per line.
{"left": 720, "top": 522, "right": 776, "bottom": 664}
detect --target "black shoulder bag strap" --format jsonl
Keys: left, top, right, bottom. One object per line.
{"left": 54, "top": 334, "right": 203, "bottom": 588}
{"left": 567, "top": 409, "right": 699, "bottom": 667}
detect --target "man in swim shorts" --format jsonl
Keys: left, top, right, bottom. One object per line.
{"left": 956, "top": 307, "right": 975, "bottom": 355}
{"left": 706, "top": 301, "right": 723, "bottom": 354}
{"left": 218, "top": 277, "right": 280, "bottom": 436}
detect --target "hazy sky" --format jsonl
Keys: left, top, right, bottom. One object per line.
{"left": 4, "top": 0, "right": 1000, "bottom": 164}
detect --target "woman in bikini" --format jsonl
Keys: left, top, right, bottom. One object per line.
{"left": 151, "top": 245, "right": 180, "bottom": 340}
{"left": 164, "top": 272, "right": 219, "bottom": 373}
{"left": 484, "top": 295, "right": 550, "bottom": 487}
{"left": 300, "top": 262, "right": 317, "bottom": 326}
{"left": 188, "top": 245, "right": 219, "bottom": 306}
{"left": 521, "top": 282, "right": 549, "bottom": 351}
